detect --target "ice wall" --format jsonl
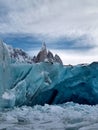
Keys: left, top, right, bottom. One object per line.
{"left": 0, "top": 41, "right": 98, "bottom": 108}
{"left": 0, "top": 41, "right": 11, "bottom": 107}
{"left": 2, "top": 61, "right": 98, "bottom": 108}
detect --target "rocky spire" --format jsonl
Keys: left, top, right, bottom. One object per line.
{"left": 41, "top": 42, "right": 46, "bottom": 51}
{"left": 33, "top": 42, "right": 63, "bottom": 65}
{"left": 35, "top": 42, "right": 47, "bottom": 62}
{"left": 54, "top": 54, "right": 63, "bottom": 65}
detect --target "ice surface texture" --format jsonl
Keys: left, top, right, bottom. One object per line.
{"left": 0, "top": 102, "right": 98, "bottom": 130}
{"left": 0, "top": 41, "right": 98, "bottom": 108}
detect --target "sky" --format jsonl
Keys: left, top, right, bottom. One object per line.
{"left": 0, "top": 0, "right": 98, "bottom": 65}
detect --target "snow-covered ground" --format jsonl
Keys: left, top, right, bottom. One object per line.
{"left": 0, "top": 102, "right": 98, "bottom": 130}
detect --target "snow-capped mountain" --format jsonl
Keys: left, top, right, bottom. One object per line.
{"left": 33, "top": 43, "right": 63, "bottom": 64}
{"left": 5, "top": 42, "right": 63, "bottom": 65}
{"left": 6, "top": 44, "right": 34, "bottom": 64}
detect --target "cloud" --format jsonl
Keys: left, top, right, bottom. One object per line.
{"left": 1, "top": 33, "right": 95, "bottom": 51}
{"left": 28, "top": 48, "right": 98, "bottom": 65}
{"left": 51, "top": 48, "right": 98, "bottom": 65}
{"left": 0, "top": 0, "right": 98, "bottom": 64}
{"left": 1, "top": 33, "right": 42, "bottom": 50}
{"left": 47, "top": 35, "right": 95, "bottom": 51}
{"left": 0, "top": 0, "right": 98, "bottom": 38}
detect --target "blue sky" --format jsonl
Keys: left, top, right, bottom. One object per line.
{"left": 0, "top": 0, "right": 98, "bottom": 64}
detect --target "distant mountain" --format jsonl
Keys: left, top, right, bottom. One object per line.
{"left": 5, "top": 42, "right": 63, "bottom": 64}
{"left": 6, "top": 44, "right": 34, "bottom": 63}
{"left": 33, "top": 43, "right": 63, "bottom": 65}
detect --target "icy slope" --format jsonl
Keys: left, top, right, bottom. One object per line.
{"left": 0, "top": 41, "right": 98, "bottom": 108}
{"left": 28, "top": 62, "right": 98, "bottom": 106}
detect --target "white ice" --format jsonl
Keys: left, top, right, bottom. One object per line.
{"left": 0, "top": 102, "right": 98, "bottom": 130}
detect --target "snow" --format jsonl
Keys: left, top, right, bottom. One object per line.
{"left": 6, "top": 43, "right": 33, "bottom": 63}
{"left": 0, "top": 102, "right": 98, "bottom": 130}
{"left": 2, "top": 92, "right": 15, "bottom": 100}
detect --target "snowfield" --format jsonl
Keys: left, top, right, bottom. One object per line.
{"left": 0, "top": 102, "right": 98, "bottom": 130}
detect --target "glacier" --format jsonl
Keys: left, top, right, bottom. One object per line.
{"left": 0, "top": 41, "right": 98, "bottom": 109}
{"left": 1, "top": 41, "right": 98, "bottom": 130}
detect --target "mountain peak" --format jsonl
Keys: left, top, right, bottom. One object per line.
{"left": 41, "top": 42, "right": 47, "bottom": 51}
{"left": 3, "top": 41, "right": 63, "bottom": 65}
{"left": 33, "top": 43, "right": 63, "bottom": 65}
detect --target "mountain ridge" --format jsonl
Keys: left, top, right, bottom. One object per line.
{"left": 5, "top": 41, "right": 63, "bottom": 65}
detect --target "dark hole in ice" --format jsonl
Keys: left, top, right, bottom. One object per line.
{"left": 48, "top": 89, "right": 58, "bottom": 105}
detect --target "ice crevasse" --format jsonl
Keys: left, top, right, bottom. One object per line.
{"left": 0, "top": 41, "right": 98, "bottom": 108}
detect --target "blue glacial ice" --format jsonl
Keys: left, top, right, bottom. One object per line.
{"left": 0, "top": 41, "right": 98, "bottom": 109}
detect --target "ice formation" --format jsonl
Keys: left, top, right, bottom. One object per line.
{"left": 0, "top": 102, "right": 98, "bottom": 130}
{"left": 0, "top": 41, "right": 98, "bottom": 108}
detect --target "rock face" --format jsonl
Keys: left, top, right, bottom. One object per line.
{"left": 35, "top": 43, "right": 48, "bottom": 62}
{"left": 33, "top": 43, "right": 63, "bottom": 65}
{"left": 54, "top": 54, "right": 63, "bottom": 65}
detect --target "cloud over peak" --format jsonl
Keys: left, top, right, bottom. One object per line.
{"left": 0, "top": 0, "right": 98, "bottom": 65}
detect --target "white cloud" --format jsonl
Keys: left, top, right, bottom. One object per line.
{"left": 0, "top": 0, "right": 98, "bottom": 38}
{"left": 51, "top": 49, "right": 98, "bottom": 65}
{"left": 27, "top": 47, "right": 98, "bottom": 65}
{"left": 0, "top": 0, "right": 98, "bottom": 64}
